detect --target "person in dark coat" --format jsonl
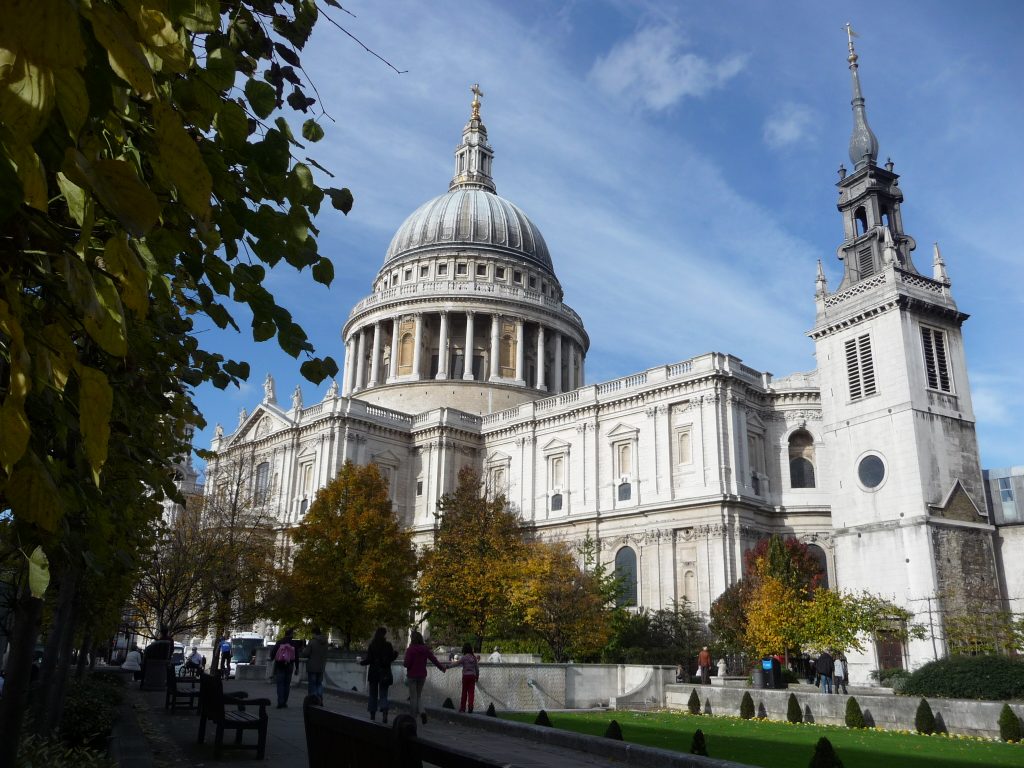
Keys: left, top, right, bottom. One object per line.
{"left": 359, "top": 627, "right": 398, "bottom": 722}
{"left": 270, "top": 628, "right": 298, "bottom": 708}
{"left": 303, "top": 627, "right": 329, "bottom": 699}
{"left": 815, "top": 649, "right": 835, "bottom": 694}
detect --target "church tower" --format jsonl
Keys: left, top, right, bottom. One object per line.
{"left": 810, "top": 27, "right": 1001, "bottom": 671}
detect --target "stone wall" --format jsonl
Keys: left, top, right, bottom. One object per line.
{"left": 664, "top": 684, "right": 1024, "bottom": 739}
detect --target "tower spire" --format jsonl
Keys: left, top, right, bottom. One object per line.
{"left": 450, "top": 83, "right": 496, "bottom": 193}
{"left": 845, "top": 23, "right": 879, "bottom": 170}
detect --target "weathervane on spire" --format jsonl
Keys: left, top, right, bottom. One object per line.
{"left": 470, "top": 83, "right": 483, "bottom": 120}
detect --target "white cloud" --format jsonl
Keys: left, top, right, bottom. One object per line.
{"left": 763, "top": 102, "right": 818, "bottom": 149}
{"left": 590, "top": 26, "right": 746, "bottom": 110}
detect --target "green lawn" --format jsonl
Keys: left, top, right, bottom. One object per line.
{"left": 501, "top": 710, "right": 1023, "bottom": 767}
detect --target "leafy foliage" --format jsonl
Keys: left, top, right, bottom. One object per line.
{"left": 944, "top": 610, "right": 1024, "bottom": 656}
{"left": 998, "top": 703, "right": 1021, "bottom": 743}
{"left": 743, "top": 575, "right": 804, "bottom": 657}
{"left": 419, "top": 467, "right": 527, "bottom": 651}
{"left": 787, "top": 693, "right": 803, "bottom": 724}
{"left": 901, "top": 655, "right": 1024, "bottom": 701}
{"left": 57, "top": 673, "right": 122, "bottom": 750}
{"left": 690, "top": 728, "right": 708, "bottom": 756}
{"left": 808, "top": 737, "right": 844, "bottom": 768}
{"left": 274, "top": 462, "right": 417, "bottom": 649}
{"left": 915, "top": 698, "right": 935, "bottom": 735}
{"left": 687, "top": 689, "right": 701, "bottom": 715}
{"left": 739, "top": 691, "right": 754, "bottom": 720}
{"left": 845, "top": 696, "right": 864, "bottom": 729}
{"left": 800, "top": 588, "right": 922, "bottom": 654}
{"left": 15, "top": 732, "right": 113, "bottom": 768}
{"left": 603, "top": 600, "right": 709, "bottom": 664}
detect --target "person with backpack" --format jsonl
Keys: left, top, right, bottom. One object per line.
{"left": 270, "top": 628, "right": 297, "bottom": 708}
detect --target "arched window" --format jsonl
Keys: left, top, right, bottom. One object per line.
{"left": 398, "top": 332, "right": 414, "bottom": 375}
{"left": 806, "top": 543, "right": 829, "bottom": 589}
{"left": 254, "top": 461, "right": 270, "bottom": 505}
{"left": 855, "top": 206, "right": 868, "bottom": 235}
{"left": 618, "top": 481, "right": 631, "bottom": 501}
{"left": 788, "top": 429, "right": 816, "bottom": 488}
{"left": 683, "top": 570, "right": 697, "bottom": 604}
{"left": 614, "top": 546, "right": 638, "bottom": 607}
{"left": 549, "top": 493, "right": 562, "bottom": 512}
{"left": 499, "top": 333, "right": 515, "bottom": 377}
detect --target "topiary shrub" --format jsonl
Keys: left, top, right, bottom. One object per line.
{"left": 687, "top": 689, "right": 701, "bottom": 715}
{"left": 442, "top": 697, "right": 455, "bottom": 709}
{"left": 59, "top": 675, "right": 121, "bottom": 750}
{"left": 787, "top": 693, "right": 802, "bottom": 724}
{"left": 999, "top": 703, "right": 1022, "bottom": 742}
{"left": 690, "top": 728, "right": 708, "bottom": 756}
{"left": 808, "top": 737, "right": 844, "bottom": 768}
{"left": 739, "top": 691, "right": 754, "bottom": 720}
{"left": 901, "top": 656, "right": 1024, "bottom": 700}
{"left": 845, "top": 697, "right": 864, "bottom": 729}
{"left": 915, "top": 698, "right": 935, "bottom": 735}
{"left": 485, "top": 703, "right": 496, "bottom": 717}
{"left": 604, "top": 719, "right": 623, "bottom": 740}
{"left": 534, "top": 710, "right": 552, "bottom": 727}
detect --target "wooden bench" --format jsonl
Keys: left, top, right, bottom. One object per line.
{"left": 304, "top": 697, "right": 506, "bottom": 768}
{"left": 165, "top": 664, "right": 199, "bottom": 711}
{"left": 197, "top": 673, "right": 270, "bottom": 759}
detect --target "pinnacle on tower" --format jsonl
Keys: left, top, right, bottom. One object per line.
{"left": 932, "top": 242, "right": 951, "bottom": 285}
{"left": 845, "top": 23, "right": 879, "bottom": 169}
{"left": 450, "top": 83, "right": 496, "bottom": 193}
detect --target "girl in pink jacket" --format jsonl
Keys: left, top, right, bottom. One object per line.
{"left": 403, "top": 630, "right": 446, "bottom": 724}
{"left": 447, "top": 643, "right": 480, "bottom": 713}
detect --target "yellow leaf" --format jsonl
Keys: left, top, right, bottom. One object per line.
{"left": 6, "top": 452, "right": 62, "bottom": 531}
{"left": 39, "top": 323, "right": 76, "bottom": 393}
{"left": 56, "top": 171, "right": 87, "bottom": 225}
{"left": 103, "top": 233, "right": 149, "bottom": 317}
{"left": 7, "top": 141, "right": 47, "bottom": 211}
{"left": 124, "top": 3, "right": 189, "bottom": 73}
{"left": 28, "top": 546, "right": 50, "bottom": 598}
{"left": 85, "top": 2, "right": 155, "bottom": 99}
{"left": 153, "top": 102, "right": 211, "bottom": 219}
{"left": 53, "top": 67, "right": 88, "bottom": 136}
{"left": 78, "top": 365, "right": 112, "bottom": 486}
{"left": 82, "top": 272, "right": 128, "bottom": 356}
{"left": 67, "top": 151, "right": 160, "bottom": 236}
{"left": 0, "top": 53, "right": 55, "bottom": 143}
{"left": 0, "top": 0, "right": 85, "bottom": 68}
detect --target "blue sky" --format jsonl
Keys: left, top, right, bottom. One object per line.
{"left": 192, "top": 0, "right": 1024, "bottom": 471}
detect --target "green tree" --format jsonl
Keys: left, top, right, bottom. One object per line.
{"left": 800, "top": 588, "right": 922, "bottom": 654}
{"left": 0, "top": 0, "right": 362, "bottom": 757}
{"left": 419, "top": 467, "right": 527, "bottom": 651}
{"left": 275, "top": 462, "right": 416, "bottom": 649}
{"left": 511, "top": 540, "right": 612, "bottom": 662}
{"left": 743, "top": 575, "right": 805, "bottom": 658}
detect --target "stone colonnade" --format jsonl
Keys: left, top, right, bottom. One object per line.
{"left": 341, "top": 310, "right": 584, "bottom": 396}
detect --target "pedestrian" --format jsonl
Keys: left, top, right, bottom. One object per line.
{"left": 487, "top": 646, "right": 502, "bottom": 663}
{"left": 218, "top": 636, "right": 233, "bottom": 675}
{"left": 270, "top": 628, "right": 297, "bottom": 708}
{"left": 834, "top": 652, "right": 848, "bottom": 694}
{"left": 403, "top": 630, "right": 446, "bottom": 725}
{"left": 815, "top": 648, "right": 835, "bottom": 694}
{"left": 674, "top": 663, "right": 686, "bottom": 683}
{"left": 122, "top": 645, "right": 143, "bottom": 681}
{"left": 359, "top": 627, "right": 398, "bottom": 722}
{"left": 697, "top": 646, "right": 712, "bottom": 685}
{"left": 447, "top": 643, "right": 480, "bottom": 713}
{"left": 303, "top": 626, "right": 329, "bottom": 700}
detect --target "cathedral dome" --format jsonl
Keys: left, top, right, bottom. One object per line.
{"left": 383, "top": 188, "right": 554, "bottom": 274}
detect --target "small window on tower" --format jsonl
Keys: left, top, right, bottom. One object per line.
{"left": 845, "top": 333, "right": 877, "bottom": 401}
{"left": 921, "top": 325, "right": 953, "bottom": 393}
{"left": 529, "top": 276, "right": 537, "bottom": 288}
{"left": 513, "top": 270, "right": 522, "bottom": 283}
{"left": 420, "top": 265, "right": 429, "bottom": 278}
{"left": 496, "top": 266, "right": 506, "bottom": 279}
{"left": 438, "top": 263, "right": 448, "bottom": 276}
{"left": 476, "top": 263, "right": 487, "bottom": 277}
{"left": 404, "top": 268, "right": 412, "bottom": 282}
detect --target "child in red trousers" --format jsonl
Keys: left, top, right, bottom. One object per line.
{"left": 448, "top": 643, "right": 479, "bottom": 712}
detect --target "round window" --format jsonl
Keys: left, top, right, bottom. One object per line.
{"left": 857, "top": 454, "right": 886, "bottom": 489}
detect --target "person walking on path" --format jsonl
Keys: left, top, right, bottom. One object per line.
{"left": 270, "top": 628, "right": 298, "bottom": 708}
{"left": 122, "top": 645, "right": 143, "bottom": 681}
{"left": 447, "top": 643, "right": 480, "bottom": 713}
{"left": 487, "top": 646, "right": 502, "bottom": 663}
{"left": 815, "top": 649, "right": 835, "bottom": 694}
{"left": 218, "top": 636, "right": 232, "bottom": 676}
{"left": 359, "top": 627, "right": 398, "bottom": 722}
{"left": 697, "top": 646, "right": 712, "bottom": 685}
{"left": 303, "top": 627, "right": 328, "bottom": 700}
{"left": 403, "top": 630, "right": 446, "bottom": 724}
{"left": 833, "top": 653, "right": 848, "bottom": 694}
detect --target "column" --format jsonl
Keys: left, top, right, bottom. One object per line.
{"left": 368, "top": 322, "right": 381, "bottom": 387}
{"left": 436, "top": 311, "right": 449, "bottom": 380}
{"left": 567, "top": 342, "right": 576, "bottom": 390}
{"left": 412, "top": 313, "right": 423, "bottom": 380}
{"left": 388, "top": 317, "right": 399, "bottom": 382}
{"left": 354, "top": 328, "right": 367, "bottom": 392}
{"left": 514, "top": 318, "right": 525, "bottom": 384}
{"left": 552, "top": 330, "right": 562, "bottom": 394}
{"left": 489, "top": 313, "right": 501, "bottom": 381}
{"left": 536, "top": 325, "right": 546, "bottom": 391}
{"left": 341, "top": 337, "right": 353, "bottom": 396}
{"left": 463, "top": 311, "right": 475, "bottom": 380}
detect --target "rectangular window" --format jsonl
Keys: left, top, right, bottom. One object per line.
{"left": 496, "top": 266, "right": 506, "bottom": 279}
{"left": 254, "top": 461, "right": 270, "bottom": 505}
{"left": 529, "top": 276, "right": 536, "bottom": 288}
{"left": 513, "top": 270, "right": 522, "bottom": 283}
{"left": 921, "top": 326, "right": 952, "bottom": 393}
{"left": 616, "top": 442, "right": 632, "bottom": 478}
{"left": 404, "top": 268, "right": 412, "bottom": 282}
{"left": 438, "top": 263, "right": 448, "bottom": 276}
{"left": 845, "top": 333, "right": 877, "bottom": 401}
{"left": 456, "top": 262, "right": 467, "bottom": 275}
{"left": 998, "top": 477, "right": 1014, "bottom": 503}
{"left": 299, "top": 463, "right": 313, "bottom": 497}
{"left": 476, "top": 264, "right": 487, "bottom": 277}
{"left": 419, "top": 265, "right": 429, "bottom": 278}
{"left": 858, "top": 246, "right": 874, "bottom": 279}
{"left": 675, "top": 428, "right": 692, "bottom": 465}
{"left": 550, "top": 455, "right": 564, "bottom": 488}
{"left": 416, "top": 479, "right": 423, "bottom": 496}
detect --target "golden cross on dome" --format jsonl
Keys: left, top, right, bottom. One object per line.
{"left": 470, "top": 83, "right": 483, "bottom": 119}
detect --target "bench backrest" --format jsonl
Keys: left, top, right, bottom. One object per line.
{"left": 198, "top": 673, "right": 226, "bottom": 721}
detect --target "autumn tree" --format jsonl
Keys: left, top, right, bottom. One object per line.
{"left": 273, "top": 462, "right": 416, "bottom": 649}
{"left": 800, "top": 588, "right": 923, "bottom": 654}
{"left": 419, "top": 467, "right": 528, "bottom": 651}
{"left": 743, "top": 575, "right": 806, "bottom": 658}
{"left": 0, "top": 0, "right": 369, "bottom": 757}
{"left": 511, "top": 541, "right": 612, "bottom": 662}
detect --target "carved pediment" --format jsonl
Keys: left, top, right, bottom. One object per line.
{"left": 484, "top": 450, "right": 511, "bottom": 467}
{"left": 541, "top": 437, "right": 571, "bottom": 455}
{"left": 371, "top": 449, "right": 401, "bottom": 467}
{"left": 606, "top": 422, "right": 639, "bottom": 441}
{"left": 228, "top": 405, "right": 293, "bottom": 446}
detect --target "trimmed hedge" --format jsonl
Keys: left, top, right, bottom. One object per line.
{"left": 690, "top": 728, "right": 708, "bottom": 756}
{"left": 915, "top": 698, "right": 935, "bottom": 735}
{"left": 809, "top": 737, "right": 844, "bottom": 768}
{"left": 901, "top": 655, "right": 1024, "bottom": 700}
{"left": 845, "top": 696, "right": 865, "bottom": 729}
{"left": 535, "top": 710, "right": 552, "bottom": 727}
{"left": 787, "top": 693, "right": 802, "bottom": 724}
{"left": 687, "top": 689, "right": 701, "bottom": 715}
{"left": 604, "top": 719, "right": 623, "bottom": 740}
{"left": 999, "top": 703, "right": 1021, "bottom": 742}
{"left": 739, "top": 691, "right": 754, "bottom": 720}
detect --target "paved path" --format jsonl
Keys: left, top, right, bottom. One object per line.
{"left": 122, "top": 678, "right": 744, "bottom": 768}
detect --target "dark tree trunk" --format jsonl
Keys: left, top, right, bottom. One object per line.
{"left": 75, "top": 632, "right": 93, "bottom": 679}
{"left": 0, "top": 583, "right": 44, "bottom": 768}
{"left": 42, "top": 589, "right": 81, "bottom": 732}
{"left": 30, "top": 566, "right": 79, "bottom": 733}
